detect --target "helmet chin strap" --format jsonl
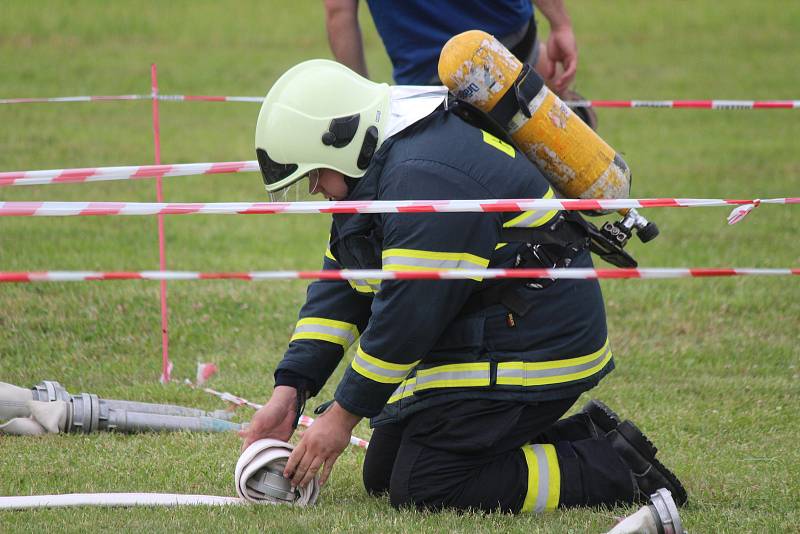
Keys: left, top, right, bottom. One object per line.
{"left": 308, "top": 170, "right": 321, "bottom": 195}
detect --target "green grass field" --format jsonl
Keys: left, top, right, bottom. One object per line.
{"left": 1, "top": 1, "right": 798, "bottom": 532}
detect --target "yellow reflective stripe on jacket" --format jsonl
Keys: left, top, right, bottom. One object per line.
{"left": 324, "top": 247, "right": 376, "bottom": 292}
{"left": 290, "top": 317, "right": 359, "bottom": 349}
{"left": 388, "top": 377, "right": 417, "bottom": 404}
{"left": 496, "top": 340, "right": 612, "bottom": 387}
{"left": 348, "top": 278, "right": 382, "bottom": 294}
{"left": 382, "top": 248, "right": 490, "bottom": 281}
{"left": 521, "top": 443, "right": 560, "bottom": 513}
{"left": 324, "top": 246, "right": 380, "bottom": 294}
{"left": 382, "top": 249, "right": 490, "bottom": 271}
{"left": 351, "top": 345, "right": 420, "bottom": 384}
{"left": 384, "top": 339, "right": 611, "bottom": 403}
{"left": 415, "top": 362, "right": 491, "bottom": 390}
{"left": 503, "top": 187, "right": 558, "bottom": 229}
{"left": 482, "top": 130, "right": 515, "bottom": 158}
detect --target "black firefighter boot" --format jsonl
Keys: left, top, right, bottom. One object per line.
{"left": 606, "top": 420, "right": 688, "bottom": 506}
{"left": 580, "top": 399, "right": 622, "bottom": 436}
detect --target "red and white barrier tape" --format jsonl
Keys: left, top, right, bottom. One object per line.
{"left": 0, "top": 268, "right": 796, "bottom": 284}
{"left": 156, "top": 95, "right": 264, "bottom": 103}
{"left": 201, "top": 387, "right": 370, "bottom": 449}
{"left": 0, "top": 95, "right": 149, "bottom": 104}
{"left": 0, "top": 198, "right": 795, "bottom": 225}
{"left": 566, "top": 99, "right": 800, "bottom": 109}
{"left": 0, "top": 161, "right": 259, "bottom": 187}
{"left": 200, "top": 387, "right": 262, "bottom": 410}
{"left": 0, "top": 197, "right": 793, "bottom": 214}
{"left": 2, "top": 94, "right": 799, "bottom": 108}
{"left": 0, "top": 94, "right": 264, "bottom": 104}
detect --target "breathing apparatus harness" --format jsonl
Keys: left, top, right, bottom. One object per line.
{"left": 448, "top": 93, "right": 647, "bottom": 272}
{"left": 446, "top": 96, "right": 644, "bottom": 315}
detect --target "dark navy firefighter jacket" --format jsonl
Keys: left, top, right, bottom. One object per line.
{"left": 274, "top": 108, "right": 612, "bottom": 426}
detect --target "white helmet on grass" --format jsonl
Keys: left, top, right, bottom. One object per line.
{"left": 255, "top": 59, "right": 391, "bottom": 199}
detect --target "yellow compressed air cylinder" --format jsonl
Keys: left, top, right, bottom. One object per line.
{"left": 438, "top": 30, "right": 631, "bottom": 204}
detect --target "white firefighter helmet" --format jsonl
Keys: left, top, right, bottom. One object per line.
{"left": 255, "top": 59, "right": 391, "bottom": 199}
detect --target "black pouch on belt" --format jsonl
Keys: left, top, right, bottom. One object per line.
{"left": 463, "top": 211, "right": 590, "bottom": 317}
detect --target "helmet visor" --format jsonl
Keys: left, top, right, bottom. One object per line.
{"left": 256, "top": 148, "right": 301, "bottom": 188}
{"left": 263, "top": 165, "right": 322, "bottom": 203}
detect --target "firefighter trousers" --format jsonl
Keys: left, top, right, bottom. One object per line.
{"left": 362, "top": 396, "right": 636, "bottom": 513}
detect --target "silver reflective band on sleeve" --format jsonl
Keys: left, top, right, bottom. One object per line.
{"left": 325, "top": 245, "right": 380, "bottom": 293}
{"left": 503, "top": 209, "right": 555, "bottom": 228}
{"left": 349, "top": 278, "right": 381, "bottom": 294}
{"left": 351, "top": 346, "right": 419, "bottom": 384}
{"left": 503, "top": 187, "right": 557, "bottom": 228}
{"left": 382, "top": 249, "right": 490, "bottom": 282}
{"left": 290, "top": 318, "right": 359, "bottom": 349}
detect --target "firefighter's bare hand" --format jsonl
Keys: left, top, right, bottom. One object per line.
{"left": 283, "top": 402, "right": 360, "bottom": 488}
{"left": 239, "top": 386, "right": 297, "bottom": 451}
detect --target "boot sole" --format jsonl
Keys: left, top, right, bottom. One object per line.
{"left": 617, "top": 420, "right": 688, "bottom": 506}
{"left": 581, "top": 399, "right": 621, "bottom": 434}
{"left": 618, "top": 419, "right": 658, "bottom": 458}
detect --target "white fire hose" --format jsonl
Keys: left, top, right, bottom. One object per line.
{"left": 0, "top": 381, "right": 322, "bottom": 510}
{"left": 0, "top": 438, "right": 320, "bottom": 510}
{"left": 2, "top": 381, "right": 683, "bottom": 530}
{"left": 235, "top": 439, "right": 320, "bottom": 506}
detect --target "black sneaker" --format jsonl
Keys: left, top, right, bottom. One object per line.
{"left": 607, "top": 420, "right": 688, "bottom": 506}
{"left": 580, "top": 399, "right": 622, "bottom": 435}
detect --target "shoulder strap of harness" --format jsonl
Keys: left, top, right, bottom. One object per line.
{"left": 488, "top": 63, "right": 544, "bottom": 127}
{"left": 447, "top": 95, "right": 519, "bottom": 148}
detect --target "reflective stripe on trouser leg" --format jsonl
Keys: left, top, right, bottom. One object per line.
{"left": 521, "top": 443, "right": 560, "bottom": 512}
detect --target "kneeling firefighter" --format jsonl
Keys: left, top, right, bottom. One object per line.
{"left": 241, "top": 59, "right": 686, "bottom": 513}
